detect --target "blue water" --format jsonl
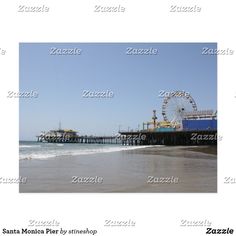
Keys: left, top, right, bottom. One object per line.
{"left": 19, "top": 141, "right": 148, "bottom": 160}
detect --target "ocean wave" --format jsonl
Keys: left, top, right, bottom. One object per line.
{"left": 20, "top": 145, "right": 41, "bottom": 148}
{"left": 19, "top": 145, "right": 151, "bottom": 160}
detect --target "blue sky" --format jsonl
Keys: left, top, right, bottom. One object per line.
{"left": 20, "top": 43, "right": 217, "bottom": 140}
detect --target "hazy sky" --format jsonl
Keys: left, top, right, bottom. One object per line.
{"left": 20, "top": 43, "right": 217, "bottom": 140}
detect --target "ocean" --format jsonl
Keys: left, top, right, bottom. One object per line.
{"left": 19, "top": 141, "right": 147, "bottom": 160}
{"left": 19, "top": 141, "right": 217, "bottom": 193}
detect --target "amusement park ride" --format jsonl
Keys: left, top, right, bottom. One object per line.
{"left": 142, "top": 90, "right": 217, "bottom": 132}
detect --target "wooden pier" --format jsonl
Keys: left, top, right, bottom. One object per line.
{"left": 119, "top": 130, "right": 217, "bottom": 145}
{"left": 37, "top": 130, "right": 217, "bottom": 145}
{"left": 37, "top": 134, "right": 119, "bottom": 144}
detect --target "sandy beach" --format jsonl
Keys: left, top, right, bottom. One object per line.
{"left": 19, "top": 145, "right": 217, "bottom": 193}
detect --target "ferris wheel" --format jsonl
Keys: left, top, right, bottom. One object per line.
{"left": 161, "top": 91, "right": 197, "bottom": 124}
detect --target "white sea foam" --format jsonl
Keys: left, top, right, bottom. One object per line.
{"left": 19, "top": 145, "right": 152, "bottom": 160}
{"left": 19, "top": 145, "right": 41, "bottom": 148}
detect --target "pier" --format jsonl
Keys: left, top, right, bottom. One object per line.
{"left": 37, "top": 130, "right": 217, "bottom": 145}
{"left": 36, "top": 95, "right": 217, "bottom": 146}
{"left": 119, "top": 130, "right": 217, "bottom": 145}
{"left": 37, "top": 134, "right": 119, "bottom": 144}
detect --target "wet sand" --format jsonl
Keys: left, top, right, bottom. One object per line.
{"left": 19, "top": 145, "right": 217, "bottom": 193}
